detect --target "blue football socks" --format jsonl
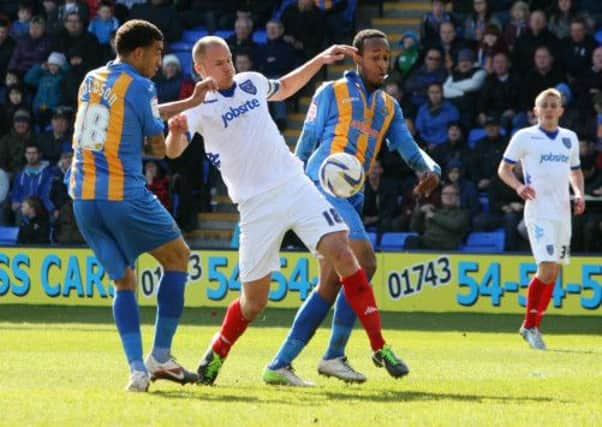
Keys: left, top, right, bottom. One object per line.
{"left": 268, "top": 291, "right": 331, "bottom": 370}
{"left": 113, "top": 289, "right": 145, "bottom": 372}
{"left": 151, "top": 271, "right": 187, "bottom": 363}
{"left": 323, "top": 290, "right": 356, "bottom": 360}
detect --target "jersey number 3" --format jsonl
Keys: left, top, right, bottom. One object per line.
{"left": 74, "top": 101, "right": 110, "bottom": 151}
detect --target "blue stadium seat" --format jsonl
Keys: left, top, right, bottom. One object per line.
{"left": 459, "top": 230, "right": 505, "bottom": 253}
{"left": 468, "top": 127, "right": 507, "bottom": 149}
{"left": 252, "top": 30, "right": 267, "bottom": 44}
{"left": 367, "top": 231, "right": 378, "bottom": 249}
{"left": 378, "top": 232, "right": 417, "bottom": 251}
{"left": 173, "top": 51, "right": 193, "bottom": 76}
{"left": 214, "top": 30, "right": 234, "bottom": 39}
{"left": 169, "top": 41, "right": 192, "bottom": 52}
{"left": 595, "top": 29, "right": 602, "bottom": 46}
{"left": 0, "top": 226, "right": 19, "bottom": 246}
{"left": 479, "top": 192, "right": 489, "bottom": 212}
{"left": 182, "top": 28, "right": 209, "bottom": 43}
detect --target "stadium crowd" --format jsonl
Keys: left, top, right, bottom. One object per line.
{"left": 0, "top": 0, "right": 601, "bottom": 252}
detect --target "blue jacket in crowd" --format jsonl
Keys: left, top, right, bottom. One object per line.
{"left": 11, "top": 160, "right": 59, "bottom": 213}
{"left": 415, "top": 100, "right": 460, "bottom": 146}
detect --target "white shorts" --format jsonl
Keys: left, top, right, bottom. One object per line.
{"left": 237, "top": 174, "right": 349, "bottom": 282}
{"left": 525, "top": 218, "right": 571, "bottom": 265}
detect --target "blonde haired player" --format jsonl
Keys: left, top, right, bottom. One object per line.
{"left": 498, "top": 88, "right": 585, "bottom": 350}
{"left": 165, "top": 36, "right": 409, "bottom": 385}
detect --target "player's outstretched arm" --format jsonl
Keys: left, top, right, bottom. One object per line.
{"left": 165, "top": 114, "right": 189, "bottom": 159}
{"left": 570, "top": 168, "right": 586, "bottom": 215}
{"left": 269, "top": 45, "right": 357, "bottom": 101}
{"left": 158, "top": 77, "right": 219, "bottom": 120}
{"left": 498, "top": 160, "right": 535, "bottom": 200}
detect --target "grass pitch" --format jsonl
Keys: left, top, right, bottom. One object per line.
{"left": 1, "top": 305, "right": 601, "bottom": 427}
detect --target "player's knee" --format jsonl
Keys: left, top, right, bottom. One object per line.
{"left": 240, "top": 298, "right": 267, "bottom": 321}
{"left": 362, "top": 256, "right": 377, "bottom": 279}
{"left": 537, "top": 263, "right": 557, "bottom": 283}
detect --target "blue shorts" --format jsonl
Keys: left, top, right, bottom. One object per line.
{"left": 315, "top": 180, "right": 367, "bottom": 241}
{"left": 73, "top": 189, "right": 181, "bottom": 280}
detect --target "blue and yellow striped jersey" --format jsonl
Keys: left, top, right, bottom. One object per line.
{"left": 296, "top": 71, "right": 437, "bottom": 184}
{"left": 69, "top": 61, "right": 164, "bottom": 201}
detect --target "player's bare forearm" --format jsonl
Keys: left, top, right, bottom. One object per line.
{"left": 497, "top": 161, "right": 521, "bottom": 191}
{"left": 270, "top": 44, "right": 356, "bottom": 101}
{"left": 159, "top": 98, "right": 197, "bottom": 121}
{"left": 165, "top": 132, "right": 188, "bottom": 159}
{"left": 144, "top": 134, "right": 166, "bottom": 158}
{"left": 569, "top": 168, "right": 584, "bottom": 197}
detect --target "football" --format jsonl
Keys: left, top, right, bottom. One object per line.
{"left": 318, "top": 152, "right": 365, "bottom": 198}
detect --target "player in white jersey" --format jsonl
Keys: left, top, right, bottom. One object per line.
{"left": 165, "top": 36, "right": 410, "bottom": 385}
{"left": 498, "top": 88, "right": 585, "bottom": 350}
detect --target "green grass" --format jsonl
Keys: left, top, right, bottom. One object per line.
{"left": 1, "top": 305, "right": 601, "bottom": 427}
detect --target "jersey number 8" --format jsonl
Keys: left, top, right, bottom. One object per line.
{"left": 74, "top": 101, "right": 110, "bottom": 151}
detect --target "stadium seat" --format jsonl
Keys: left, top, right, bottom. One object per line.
{"left": 378, "top": 232, "right": 417, "bottom": 251}
{"left": 169, "top": 41, "right": 192, "bottom": 52}
{"left": 459, "top": 230, "right": 505, "bottom": 253}
{"left": 252, "top": 30, "right": 267, "bottom": 44}
{"left": 214, "top": 30, "right": 234, "bottom": 39}
{"left": 467, "top": 127, "right": 507, "bottom": 149}
{"left": 479, "top": 193, "right": 489, "bottom": 212}
{"left": 0, "top": 226, "right": 19, "bottom": 246}
{"left": 595, "top": 29, "right": 602, "bottom": 45}
{"left": 182, "top": 28, "right": 209, "bottom": 43}
{"left": 173, "top": 51, "right": 193, "bottom": 76}
{"left": 367, "top": 231, "right": 378, "bottom": 248}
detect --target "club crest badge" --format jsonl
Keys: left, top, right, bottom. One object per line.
{"left": 562, "top": 137, "right": 571, "bottom": 149}
{"left": 546, "top": 244, "right": 554, "bottom": 255}
{"left": 240, "top": 79, "right": 257, "bottom": 95}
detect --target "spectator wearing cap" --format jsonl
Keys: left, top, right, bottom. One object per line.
{"left": 391, "top": 30, "right": 420, "bottom": 83}
{"left": 24, "top": 51, "right": 68, "bottom": 124}
{"left": 404, "top": 47, "right": 448, "bottom": 107}
{"left": 512, "top": 10, "right": 559, "bottom": 75}
{"left": 0, "top": 109, "right": 36, "bottom": 175}
{"left": 559, "top": 17, "right": 596, "bottom": 80}
{"left": 471, "top": 114, "right": 507, "bottom": 191}
{"left": 0, "top": 18, "right": 16, "bottom": 81}
{"left": 88, "top": 1, "right": 119, "bottom": 45}
{"left": 444, "top": 158, "right": 479, "bottom": 217}
{"left": 38, "top": 107, "right": 73, "bottom": 164}
{"left": 420, "top": 0, "right": 455, "bottom": 45}
{"left": 11, "top": 142, "right": 59, "bottom": 225}
{"left": 8, "top": 15, "right": 53, "bottom": 75}
{"left": 280, "top": 0, "right": 326, "bottom": 60}
{"left": 57, "top": 0, "right": 90, "bottom": 25}
{"left": 415, "top": 82, "right": 460, "bottom": 147}
{"left": 443, "top": 48, "right": 486, "bottom": 129}
{"left": 130, "top": 0, "right": 182, "bottom": 43}
{"left": 463, "top": 0, "right": 501, "bottom": 43}
{"left": 476, "top": 51, "right": 519, "bottom": 130}
{"left": 52, "top": 11, "right": 101, "bottom": 73}
{"left": 154, "top": 54, "right": 194, "bottom": 104}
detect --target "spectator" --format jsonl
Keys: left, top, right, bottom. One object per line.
{"left": 57, "top": 0, "right": 89, "bottom": 25}
{"left": 428, "top": 21, "right": 470, "bottom": 72}
{"left": 556, "top": 82, "right": 582, "bottom": 134}
{"left": 476, "top": 24, "right": 508, "bottom": 71}
{"left": 476, "top": 51, "right": 519, "bottom": 129}
{"left": 10, "top": 2, "right": 33, "bottom": 40}
{"left": 559, "top": 17, "right": 596, "bottom": 80}
{"left": 391, "top": 30, "right": 420, "bottom": 84}
{"left": 0, "top": 84, "right": 29, "bottom": 134}
{"left": 234, "top": 51, "right": 253, "bottom": 72}
{"left": 463, "top": 0, "right": 501, "bottom": 43}
{"left": 17, "top": 196, "right": 50, "bottom": 244}
{"left": 573, "top": 46, "right": 602, "bottom": 118}
{"left": 11, "top": 142, "right": 58, "bottom": 224}
{"left": 0, "top": 167, "right": 8, "bottom": 225}
{"left": 226, "top": 15, "right": 257, "bottom": 60}
{"left": 61, "top": 45, "right": 88, "bottom": 108}
{"left": 52, "top": 11, "right": 101, "bottom": 72}
{"left": 87, "top": 0, "right": 119, "bottom": 45}
{"left": 472, "top": 166, "right": 524, "bottom": 250}
{"left": 37, "top": 106, "right": 72, "bottom": 164}
{"left": 444, "top": 158, "right": 479, "bottom": 216}
{"left": 384, "top": 79, "right": 416, "bottom": 121}
{"left": 177, "top": 0, "right": 235, "bottom": 33}
{"left": 518, "top": 46, "right": 565, "bottom": 121}
{"left": 49, "top": 147, "right": 71, "bottom": 212}
{"left": 512, "top": 10, "right": 559, "bottom": 75}
{"left": 0, "top": 109, "right": 35, "bottom": 175}
{"left": 362, "top": 159, "right": 401, "bottom": 233}
{"left": 280, "top": 0, "right": 326, "bottom": 60}
{"left": 130, "top": 0, "right": 182, "bottom": 42}
{"left": 471, "top": 115, "right": 507, "bottom": 191}
{"left": 547, "top": 0, "right": 578, "bottom": 40}
{"left": 406, "top": 182, "right": 471, "bottom": 250}
{"left": 24, "top": 51, "right": 68, "bottom": 125}
{"left": 154, "top": 54, "right": 193, "bottom": 103}
{"left": 0, "top": 18, "right": 16, "bottom": 81}
{"left": 421, "top": 0, "right": 454, "bottom": 45}
{"left": 431, "top": 122, "right": 471, "bottom": 174}
{"left": 404, "top": 47, "right": 448, "bottom": 106}
{"left": 503, "top": 0, "right": 529, "bottom": 50}
{"left": 416, "top": 82, "right": 460, "bottom": 147}
{"left": 41, "top": 0, "right": 62, "bottom": 36}
{"left": 443, "top": 48, "right": 486, "bottom": 129}
{"left": 313, "top": 0, "right": 353, "bottom": 44}
{"left": 145, "top": 159, "right": 171, "bottom": 211}
{"left": 8, "top": 15, "right": 52, "bottom": 75}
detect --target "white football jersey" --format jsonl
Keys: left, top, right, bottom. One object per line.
{"left": 183, "top": 72, "right": 305, "bottom": 203}
{"left": 503, "top": 125, "right": 580, "bottom": 221}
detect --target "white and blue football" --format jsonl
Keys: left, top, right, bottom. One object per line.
{"left": 319, "top": 152, "right": 365, "bottom": 198}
